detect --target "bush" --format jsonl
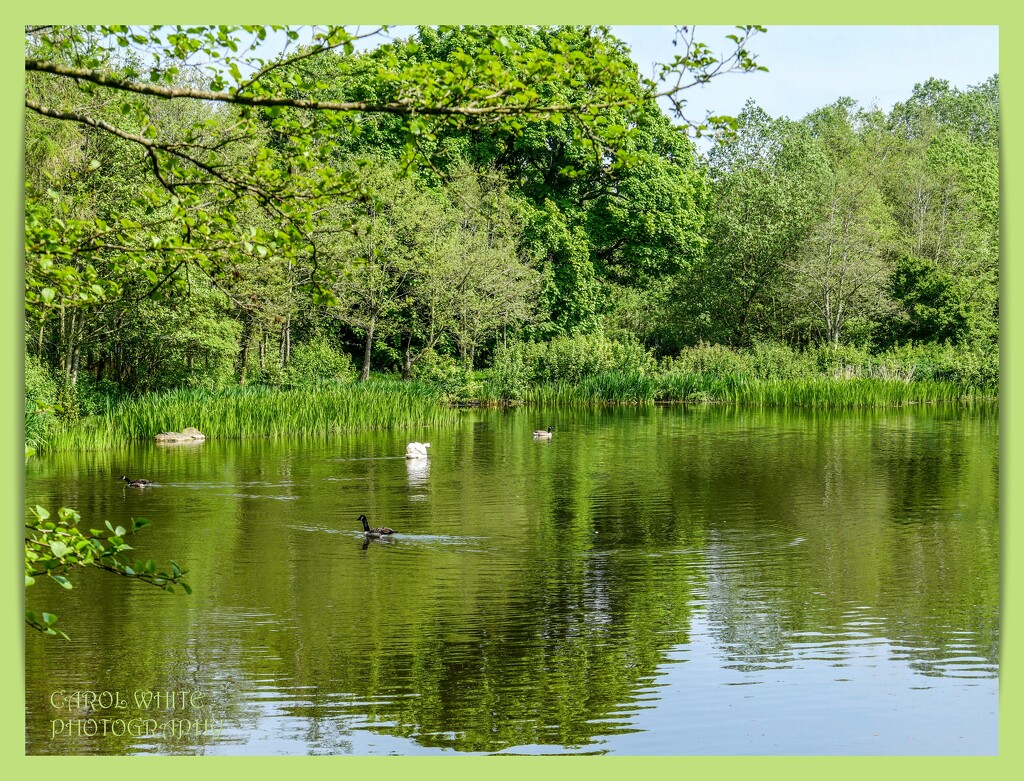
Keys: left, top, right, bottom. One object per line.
{"left": 748, "top": 340, "right": 816, "bottom": 380}
{"left": 413, "top": 350, "right": 480, "bottom": 402}
{"left": 284, "top": 336, "right": 355, "bottom": 387}
{"left": 488, "top": 342, "right": 531, "bottom": 401}
{"left": 73, "top": 375, "right": 121, "bottom": 417}
{"left": 529, "top": 333, "right": 656, "bottom": 383}
{"left": 247, "top": 362, "right": 286, "bottom": 387}
{"left": 25, "top": 354, "right": 58, "bottom": 408}
{"left": 810, "top": 343, "right": 871, "bottom": 379}
{"left": 663, "top": 342, "right": 754, "bottom": 377}
{"left": 485, "top": 334, "right": 656, "bottom": 400}
{"left": 24, "top": 354, "right": 58, "bottom": 450}
{"left": 870, "top": 342, "right": 998, "bottom": 388}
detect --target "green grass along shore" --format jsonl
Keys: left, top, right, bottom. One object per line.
{"left": 28, "top": 372, "right": 995, "bottom": 454}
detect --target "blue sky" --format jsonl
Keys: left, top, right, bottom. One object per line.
{"left": 613, "top": 26, "right": 999, "bottom": 123}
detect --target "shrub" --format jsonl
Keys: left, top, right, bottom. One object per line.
{"left": 247, "top": 362, "right": 286, "bottom": 387}
{"left": 24, "top": 354, "right": 58, "bottom": 450}
{"left": 748, "top": 340, "right": 816, "bottom": 380}
{"left": 484, "top": 334, "right": 657, "bottom": 400}
{"left": 72, "top": 375, "right": 121, "bottom": 417}
{"left": 413, "top": 350, "right": 480, "bottom": 402}
{"left": 810, "top": 343, "right": 871, "bottom": 379}
{"left": 25, "top": 354, "right": 58, "bottom": 408}
{"left": 664, "top": 342, "right": 754, "bottom": 377}
{"left": 870, "top": 342, "right": 998, "bottom": 389}
{"left": 284, "top": 336, "right": 355, "bottom": 387}
{"left": 488, "top": 342, "right": 531, "bottom": 401}
{"left": 529, "top": 333, "right": 656, "bottom": 383}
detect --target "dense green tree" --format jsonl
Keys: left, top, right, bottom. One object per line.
{"left": 25, "top": 24, "right": 762, "bottom": 320}
{"left": 665, "top": 103, "right": 831, "bottom": 347}
{"left": 879, "top": 84, "right": 998, "bottom": 348}
{"left": 884, "top": 253, "right": 996, "bottom": 345}
{"left": 787, "top": 101, "right": 897, "bottom": 345}
{"left": 299, "top": 27, "right": 714, "bottom": 335}
{"left": 23, "top": 25, "right": 997, "bottom": 401}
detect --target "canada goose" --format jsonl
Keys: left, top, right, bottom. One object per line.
{"left": 406, "top": 442, "right": 431, "bottom": 459}
{"left": 119, "top": 475, "right": 152, "bottom": 488}
{"left": 359, "top": 514, "right": 396, "bottom": 538}
{"left": 533, "top": 426, "right": 554, "bottom": 439}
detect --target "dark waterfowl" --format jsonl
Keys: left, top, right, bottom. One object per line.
{"left": 119, "top": 475, "right": 152, "bottom": 488}
{"left": 533, "top": 426, "right": 554, "bottom": 439}
{"left": 359, "top": 514, "right": 396, "bottom": 538}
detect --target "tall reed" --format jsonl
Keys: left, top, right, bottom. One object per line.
{"left": 655, "top": 372, "right": 988, "bottom": 406}
{"left": 45, "top": 380, "right": 459, "bottom": 452}
{"left": 520, "top": 371, "right": 991, "bottom": 408}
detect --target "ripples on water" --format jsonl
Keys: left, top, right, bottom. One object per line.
{"left": 25, "top": 406, "right": 998, "bottom": 755}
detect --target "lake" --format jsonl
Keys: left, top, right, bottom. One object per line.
{"left": 24, "top": 404, "right": 999, "bottom": 755}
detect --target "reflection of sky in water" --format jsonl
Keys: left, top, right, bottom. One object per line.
{"left": 156, "top": 608, "right": 998, "bottom": 756}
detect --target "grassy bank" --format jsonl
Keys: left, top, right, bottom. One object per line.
{"left": 37, "top": 379, "right": 460, "bottom": 453}
{"left": 476, "top": 337, "right": 998, "bottom": 407}
{"left": 27, "top": 338, "right": 998, "bottom": 453}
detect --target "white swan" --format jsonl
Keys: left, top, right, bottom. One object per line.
{"left": 406, "top": 442, "right": 431, "bottom": 459}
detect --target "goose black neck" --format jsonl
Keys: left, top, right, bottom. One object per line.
{"left": 359, "top": 515, "right": 369, "bottom": 532}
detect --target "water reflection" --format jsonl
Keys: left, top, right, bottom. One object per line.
{"left": 25, "top": 405, "right": 998, "bottom": 755}
{"left": 406, "top": 456, "right": 430, "bottom": 487}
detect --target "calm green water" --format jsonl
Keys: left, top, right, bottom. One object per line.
{"left": 25, "top": 405, "right": 999, "bottom": 755}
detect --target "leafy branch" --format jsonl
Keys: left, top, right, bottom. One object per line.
{"left": 25, "top": 505, "right": 190, "bottom": 638}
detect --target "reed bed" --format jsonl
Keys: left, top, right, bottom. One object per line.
{"left": 523, "top": 371, "right": 992, "bottom": 408}
{"left": 44, "top": 380, "right": 460, "bottom": 452}
{"left": 38, "top": 372, "right": 994, "bottom": 453}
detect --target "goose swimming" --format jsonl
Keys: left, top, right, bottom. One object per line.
{"left": 359, "top": 514, "right": 396, "bottom": 538}
{"left": 119, "top": 475, "right": 152, "bottom": 488}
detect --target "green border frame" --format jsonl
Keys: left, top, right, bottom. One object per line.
{"left": 3, "top": 4, "right": 1017, "bottom": 779}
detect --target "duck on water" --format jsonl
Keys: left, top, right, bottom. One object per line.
{"left": 119, "top": 476, "right": 152, "bottom": 488}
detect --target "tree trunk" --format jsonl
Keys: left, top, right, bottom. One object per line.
{"left": 360, "top": 315, "right": 376, "bottom": 382}
{"left": 236, "top": 316, "right": 253, "bottom": 383}
{"left": 65, "top": 312, "right": 79, "bottom": 386}
{"left": 69, "top": 342, "right": 81, "bottom": 388}
{"left": 402, "top": 332, "right": 413, "bottom": 380}
{"left": 279, "top": 314, "right": 291, "bottom": 367}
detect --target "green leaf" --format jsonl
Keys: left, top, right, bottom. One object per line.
{"left": 49, "top": 574, "right": 73, "bottom": 590}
